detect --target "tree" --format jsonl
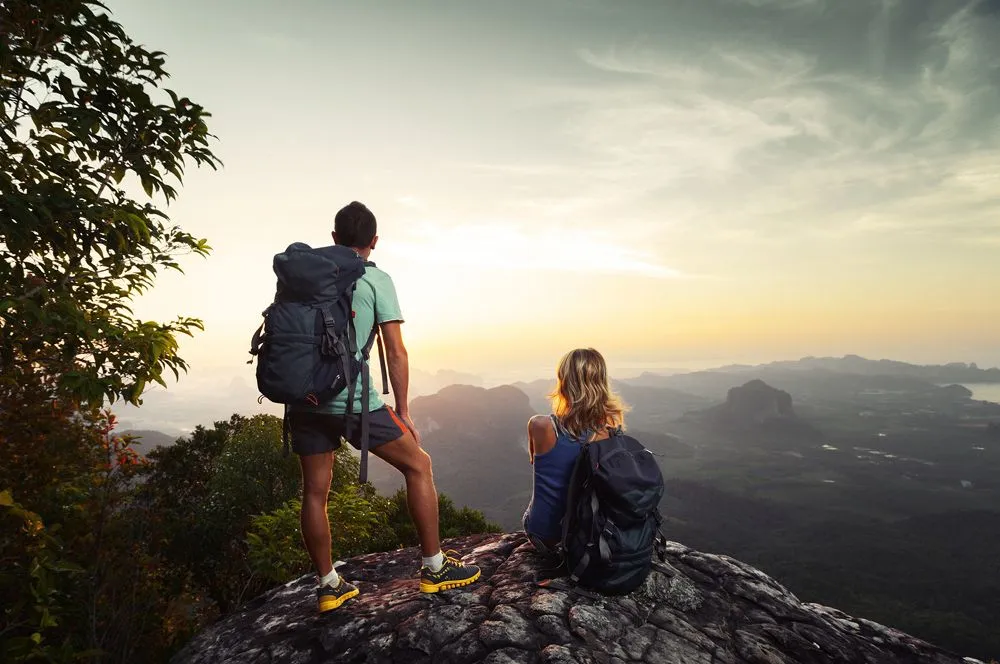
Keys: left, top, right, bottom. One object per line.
{"left": 0, "top": 0, "right": 220, "bottom": 405}
{"left": 1, "top": 2, "right": 219, "bottom": 660}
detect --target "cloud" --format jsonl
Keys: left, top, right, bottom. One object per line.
{"left": 485, "top": 0, "right": 1000, "bottom": 245}
{"left": 729, "top": 0, "right": 823, "bottom": 7}
{"left": 396, "top": 195, "right": 427, "bottom": 210}
{"left": 384, "top": 222, "right": 687, "bottom": 279}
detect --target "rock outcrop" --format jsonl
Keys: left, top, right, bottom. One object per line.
{"left": 687, "top": 380, "right": 824, "bottom": 443}
{"left": 172, "top": 533, "right": 984, "bottom": 664}
{"left": 717, "top": 380, "right": 796, "bottom": 424}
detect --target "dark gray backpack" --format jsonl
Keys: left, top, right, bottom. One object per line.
{"left": 248, "top": 243, "right": 386, "bottom": 482}
{"left": 560, "top": 429, "right": 667, "bottom": 594}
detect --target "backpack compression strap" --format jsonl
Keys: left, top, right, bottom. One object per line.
{"left": 569, "top": 492, "right": 612, "bottom": 582}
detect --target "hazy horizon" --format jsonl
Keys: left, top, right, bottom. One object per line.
{"left": 104, "top": 0, "right": 1000, "bottom": 432}
{"left": 115, "top": 351, "right": 1000, "bottom": 436}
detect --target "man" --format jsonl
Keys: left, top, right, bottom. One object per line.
{"left": 288, "top": 201, "right": 481, "bottom": 613}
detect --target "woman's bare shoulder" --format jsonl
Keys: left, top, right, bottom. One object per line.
{"left": 528, "top": 414, "right": 554, "bottom": 434}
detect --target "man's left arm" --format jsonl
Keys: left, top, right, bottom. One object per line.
{"left": 380, "top": 321, "right": 419, "bottom": 444}
{"left": 373, "top": 274, "right": 418, "bottom": 442}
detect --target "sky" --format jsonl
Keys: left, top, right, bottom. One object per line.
{"left": 105, "top": 0, "right": 1000, "bottom": 432}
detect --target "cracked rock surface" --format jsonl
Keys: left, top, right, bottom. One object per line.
{"left": 171, "top": 533, "right": 983, "bottom": 664}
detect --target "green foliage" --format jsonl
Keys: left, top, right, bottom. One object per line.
{"left": 135, "top": 414, "right": 293, "bottom": 615}
{"left": 0, "top": 369, "right": 170, "bottom": 663}
{"left": 0, "top": 491, "right": 85, "bottom": 663}
{"left": 0, "top": 0, "right": 220, "bottom": 405}
{"left": 247, "top": 491, "right": 392, "bottom": 584}
{"left": 207, "top": 414, "right": 300, "bottom": 520}
{"left": 136, "top": 415, "right": 245, "bottom": 610}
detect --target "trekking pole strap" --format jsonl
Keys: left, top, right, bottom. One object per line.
{"left": 359, "top": 355, "right": 371, "bottom": 484}
{"left": 282, "top": 405, "right": 291, "bottom": 458}
{"left": 342, "top": 350, "right": 355, "bottom": 441}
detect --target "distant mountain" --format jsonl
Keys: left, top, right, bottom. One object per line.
{"left": 627, "top": 366, "right": 984, "bottom": 409}
{"left": 614, "top": 382, "right": 715, "bottom": 430}
{"left": 508, "top": 378, "right": 553, "bottom": 413}
{"left": 367, "top": 384, "right": 535, "bottom": 529}
{"left": 718, "top": 379, "right": 795, "bottom": 421}
{"left": 121, "top": 429, "right": 179, "bottom": 451}
{"left": 715, "top": 355, "right": 1000, "bottom": 383}
{"left": 409, "top": 368, "right": 483, "bottom": 397}
{"left": 622, "top": 368, "right": 691, "bottom": 383}
{"left": 684, "top": 379, "right": 824, "bottom": 442}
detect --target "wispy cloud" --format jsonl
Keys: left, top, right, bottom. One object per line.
{"left": 484, "top": 0, "right": 1000, "bottom": 246}
{"left": 726, "top": 0, "right": 823, "bottom": 8}
{"left": 384, "top": 222, "right": 687, "bottom": 279}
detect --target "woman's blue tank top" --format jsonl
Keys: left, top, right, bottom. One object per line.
{"left": 523, "top": 415, "right": 588, "bottom": 542}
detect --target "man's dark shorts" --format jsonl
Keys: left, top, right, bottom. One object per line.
{"left": 288, "top": 407, "right": 406, "bottom": 456}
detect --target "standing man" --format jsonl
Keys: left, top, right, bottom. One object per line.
{"left": 289, "top": 201, "right": 481, "bottom": 613}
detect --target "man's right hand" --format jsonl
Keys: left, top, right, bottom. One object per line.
{"left": 398, "top": 410, "right": 422, "bottom": 446}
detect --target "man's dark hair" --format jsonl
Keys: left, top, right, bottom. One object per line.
{"left": 334, "top": 201, "right": 377, "bottom": 248}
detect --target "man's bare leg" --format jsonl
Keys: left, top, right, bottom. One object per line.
{"left": 299, "top": 451, "right": 335, "bottom": 577}
{"left": 371, "top": 429, "right": 440, "bottom": 556}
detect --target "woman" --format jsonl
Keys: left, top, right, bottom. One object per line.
{"left": 522, "top": 348, "right": 628, "bottom": 557}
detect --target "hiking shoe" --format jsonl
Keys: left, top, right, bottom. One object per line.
{"left": 420, "top": 550, "right": 481, "bottom": 593}
{"left": 317, "top": 578, "right": 359, "bottom": 613}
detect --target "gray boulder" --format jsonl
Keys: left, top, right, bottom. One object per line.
{"left": 171, "top": 533, "right": 984, "bottom": 664}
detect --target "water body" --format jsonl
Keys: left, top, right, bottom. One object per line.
{"left": 960, "top": 383, "right": 1000, "bottom": 404}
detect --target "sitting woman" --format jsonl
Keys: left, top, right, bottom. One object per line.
{"left": 522, "top": 347, "right": 627, "bottom": 558}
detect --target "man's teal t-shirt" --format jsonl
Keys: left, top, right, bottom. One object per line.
{"left": 292, "top": 263, "right": 402, "bottom": 416}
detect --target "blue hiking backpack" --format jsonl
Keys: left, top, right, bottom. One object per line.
{"left": 248, "top": 242, "right": 387, "bottom": 483}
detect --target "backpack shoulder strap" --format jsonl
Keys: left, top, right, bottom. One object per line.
{"left": 559, "top": 445, "right": 591, "bottom": 548}
{"left": 358, "top": 283, "right": 389, "bottom": 395}
{"left": 358, "top": 347, "right": 372, "bottom": 484}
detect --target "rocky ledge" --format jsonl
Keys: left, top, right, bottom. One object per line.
{"left": 172, "top": 533, "right": 983, "bottom": 664}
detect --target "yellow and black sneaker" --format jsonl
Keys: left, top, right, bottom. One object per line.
{"left": 317, "top": 578, "right": 359, "bottom": 613}
{"left": 419, "top": 550, "right": 482, "bottom": 593}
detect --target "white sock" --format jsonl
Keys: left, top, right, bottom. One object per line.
{"left": 318, "top": 568, "right": 340, "bottom": 588}
{"left": 422, "top": 551, "right": 444, "bottom": 572}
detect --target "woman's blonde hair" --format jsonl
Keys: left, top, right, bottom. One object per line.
{"left": 548, "top": 348, "right": 628, "bottom": 439}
